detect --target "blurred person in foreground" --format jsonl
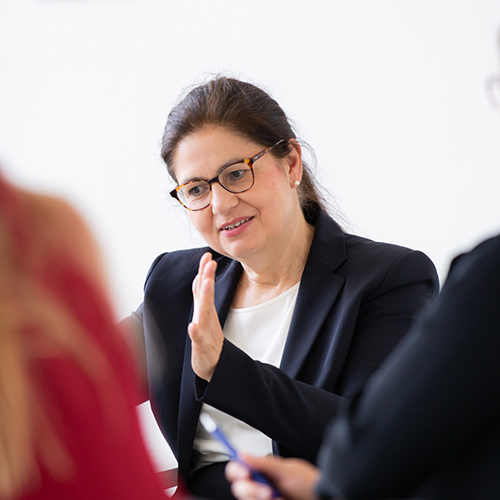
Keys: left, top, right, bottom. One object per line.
{"left": 0, "top": 173, "right": 171, "bottom": 499}
{"left": 225, "top": 65, "right": 500, "bottom": 500}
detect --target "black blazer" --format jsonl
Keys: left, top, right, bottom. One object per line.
{"left": 316, "top": 234, "right": 500, "bottom": 500}
{"left": 136, "top": 208, "right": 438, "bottom": 483}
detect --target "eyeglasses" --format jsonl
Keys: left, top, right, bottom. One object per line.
{"left": 169, "top": 139, "right": 285, "bottom": 211}
{"left": 485, "top": 74, "right": 500, "bottom": 109}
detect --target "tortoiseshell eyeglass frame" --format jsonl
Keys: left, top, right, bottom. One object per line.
{"left": 169, "top": 139, "right": 286, "bottom": 211}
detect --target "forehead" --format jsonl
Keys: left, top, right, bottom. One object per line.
{"left": 173, "top": 127, "right": 263, "bottom": 183}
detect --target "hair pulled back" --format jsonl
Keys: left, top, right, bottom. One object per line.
{"left": 161, "top": 76, "right": 327, "bottom": 217}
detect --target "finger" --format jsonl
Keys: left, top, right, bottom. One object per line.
{"left": 200, "top": 253, "right": 216, "bottom": 289}
{"left": 199, "top": 252, "right": 212, "bottom": 281}
{"left": 238, "top": 454, "right": 287, "bottom": 486}
{"left": 192, "top": 252, "right": 213, "bottom": 320}
{"left": 240, "top": 454, "right": 281, "bottom": 471}
{"left": 196, "top": 260, "right": 217, "bottom": 320}
{"left": 194, "top": 252, "right": 211, "bottom": 298}
{"left": 192, "top": 274, "right": 199, "bottom": 298}
{"left": 225, "top": 460, "right": 252, "bottom": 482}
{"left": 230, "top": 478, "right": 275, "bottom": 500}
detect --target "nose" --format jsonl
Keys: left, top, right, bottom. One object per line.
{"left": 210, "top": 182, "right": 238, "bottom": 215}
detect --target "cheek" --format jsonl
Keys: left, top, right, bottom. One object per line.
{"left": 188, "top": 212, "right": 212, "bottom": 235}
{"left": 261, "top": 165, "right": 288, "bottom": 190}
{"left": 259, "top": 172, "right": 290, "bottom": 201}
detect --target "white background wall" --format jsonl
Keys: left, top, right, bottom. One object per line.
{"left": 2, "top": 0, "right": 500, "bottom": 472}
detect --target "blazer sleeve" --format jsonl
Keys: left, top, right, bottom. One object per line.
{"left": 316, "top": 236, "right": 500, "bottom": 499}
{"left": 196, "top": 248, "right": 438, "bottom": 463}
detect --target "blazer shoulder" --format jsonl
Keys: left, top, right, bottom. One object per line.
{"left": 144, "top": 246, "right": 233, "bottom": 290}
{"left": 343, "top": 233, "right": 434, "bottom": 268}
{"left": 145, "top": 247, "right": 203, "bottom": 282}
{"left": 312, "top": 209, "right": 435, "bottom": 279}
{"left": 339, "top": 233, "right": 438, "bottom": 293}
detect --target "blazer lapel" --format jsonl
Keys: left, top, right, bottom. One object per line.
{"left": 280, "top": 210, "right": 348, "bottom": 378}
{"left": 176, "top": 254, "right": 242, "bottom": 477}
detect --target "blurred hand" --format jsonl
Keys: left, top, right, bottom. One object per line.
{"left": 188, "top": 252, "right": 224, "bottom": 381}
{"left": 226, "top": 454, "right": 321, "bottom": 500}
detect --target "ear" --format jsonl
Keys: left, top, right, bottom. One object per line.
{"left": 284, "top": 139, "right": 303, "bottom": 188}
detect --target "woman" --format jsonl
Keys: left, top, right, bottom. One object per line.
{"left": 0, "top": 174, "right": 168, "bottom": 499}
{"left": 131, "top": 76, "right": 438, "bottom": 499}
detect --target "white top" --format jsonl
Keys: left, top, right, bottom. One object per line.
{"left": 192, "top": 282, "right": 300, "bottom": 469}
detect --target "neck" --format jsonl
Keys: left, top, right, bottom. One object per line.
{"left": 233, "top": 213, "right": 315, "bottom": 308}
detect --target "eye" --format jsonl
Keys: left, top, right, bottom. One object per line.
{"left": 228, "top": 169, "right": 247, "bottom": 180}
{"left": 182, "top": 181, "right": 209, "bottom": 199}
{"left": 188, "top": 185, "right": 201, "bottom": 196}
{"left": 223, "top": 164, "right": 251, "bottom": 185}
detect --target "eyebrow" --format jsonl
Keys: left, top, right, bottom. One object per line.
{"left": 178, "top": 156, "right": 246, "bottom": 185}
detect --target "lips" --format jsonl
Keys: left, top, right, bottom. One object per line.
{"left": 220, "top": 217, "right": 253, "bottom": 231}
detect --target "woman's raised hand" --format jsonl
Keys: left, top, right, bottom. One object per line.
{"left": 188, "top": 252, "right": 224, "bottom": 381}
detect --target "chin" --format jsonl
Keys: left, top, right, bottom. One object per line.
{"left": 209, "top": 231, "right": 264, "bottom": 261}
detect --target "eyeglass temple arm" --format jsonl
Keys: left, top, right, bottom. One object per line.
{"left": 251, "top": 139, "right": 286, "bottom": 162}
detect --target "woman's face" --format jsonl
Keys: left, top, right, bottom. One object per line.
{"left": 172, "top": 127, "right": 303, "bottom": 265}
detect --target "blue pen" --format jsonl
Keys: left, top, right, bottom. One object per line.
{"left": 199, "top": 413, "right": 280, "bottom": 498}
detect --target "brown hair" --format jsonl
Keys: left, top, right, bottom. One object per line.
{"left": 161, "top": 76, "right": 328, "bottom": 219}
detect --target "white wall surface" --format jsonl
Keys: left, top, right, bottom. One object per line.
{"left": 2, "top": 0, "right": 500, "bottom": 472}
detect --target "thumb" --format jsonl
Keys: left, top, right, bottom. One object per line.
{"left": 239, "top": 454, "right": 285, "bottom": 478}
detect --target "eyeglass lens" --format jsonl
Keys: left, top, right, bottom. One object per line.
{"left": 177, "top": 161, "right": 253, "bottom": 210}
